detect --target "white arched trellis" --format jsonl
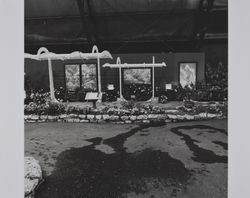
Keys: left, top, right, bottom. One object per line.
{"left": 25, "top": 45, "right": 112, "bottom": 102}
{"left": 103, "top": 56, "right": 166, "bottom": 101}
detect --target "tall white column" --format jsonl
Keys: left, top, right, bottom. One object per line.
{"left": 116, "top": 57, "right": 123, "bottom": 100}
{"left": 152, "top": 56, "right": 155, "bottom": 99}
{"left": 48, "top": 58, "right": 57, "bottom": 102}
{"left": 92, "top": 46, "right": 101, "bottom": 94}
{"left": 37, "top": 47, "right": 58, "bottom": 102}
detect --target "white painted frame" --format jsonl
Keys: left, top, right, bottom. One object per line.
{"left": 103, "top": 56, "right": 166, "bottom": 101}
{"left": 25, "top": 45, "right": 112, "bottom": 102}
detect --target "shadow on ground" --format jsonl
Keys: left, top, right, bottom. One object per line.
{"left": 35, "top": 123, "right": 227, "bottom": 198}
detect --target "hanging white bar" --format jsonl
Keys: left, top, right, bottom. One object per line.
{"left": 103, "top": 63, "right": 166, "bottom": 68}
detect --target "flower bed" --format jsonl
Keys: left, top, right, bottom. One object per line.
{"left": 24, "top": 93, "right": 227, "bottom": 124}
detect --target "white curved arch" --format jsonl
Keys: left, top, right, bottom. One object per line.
{"left": 116, "top": 57, "right": 121, "bottom": 64}
{"left": 92, "top": 45, "right": 99, "bottom": 53}
{"left": 37, "top": 47, "right": 49, "bottom": 55}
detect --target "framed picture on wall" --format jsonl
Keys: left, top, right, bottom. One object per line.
{"left": 179, "top": 62, "right": 197, "bottom": 88}
{"left": 123, "top": 68, "right": 152, "bottom": 85}
{"left": 65, "top": 64, "right": 80, "bottom": 91}
{"left": 81, "top": 63, "right": 97, "bottom": 90}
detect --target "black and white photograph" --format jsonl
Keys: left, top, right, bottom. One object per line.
{"left": 23, "top": 0, "right": 229, "bottom": 197}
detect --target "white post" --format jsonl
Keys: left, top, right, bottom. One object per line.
{"left": 116, "top": 57, "right": 123, "bottom": 100}
{"left": 92, "top": 46, "right": 101, "bottom": 94}
{"left": 37, "top": 47, "right": 58, "bottom": 102}
{"left": 152, "top": 56, "right": 155, "bottom": 99}
{"left": 48, "top": 58, "right": 57, "bottom": 102}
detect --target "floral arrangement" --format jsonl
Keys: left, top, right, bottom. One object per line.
{"left": 24, "top": 90, "right": 66, "bottom": 115}
{"left": 122, "top": 84, "right": 152, "bottom": 101}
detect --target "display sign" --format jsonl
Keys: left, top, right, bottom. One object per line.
{"left": 123, "top": 68, "right": 151, "bottom": 85}
{"left": 165, "top": 84, "right": 172, "bottom": 90}
{"left": 107, "top": 84, "right": 115, "bottom": 90}
{"left": 85, "top": 92, "right": 99, "bottom": 101}
{"left": 179, "top": 63, "right": 197, "bottom": 88}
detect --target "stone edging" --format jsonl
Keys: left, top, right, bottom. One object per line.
{"left": 24, "top": 112, "right": 225, "bottom": 124}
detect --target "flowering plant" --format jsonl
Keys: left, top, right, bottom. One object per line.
{"left": 24, "top": 90, "right": 66, "bottom": 115}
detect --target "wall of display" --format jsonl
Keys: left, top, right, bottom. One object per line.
{"left": 25, "top": 52, "right": 205, "bottom": 98}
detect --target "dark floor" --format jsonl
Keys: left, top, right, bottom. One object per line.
{"left": 25, "top": 120, "right": 227, "bottom": 198}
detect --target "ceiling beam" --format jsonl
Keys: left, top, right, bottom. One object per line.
{"left": 76, "top": 0, "right": 93, "bottom": 46}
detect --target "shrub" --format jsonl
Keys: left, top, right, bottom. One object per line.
{"left": 159, "top": 95, "right": 168, "bottom": 104}
{"left": 44, "top": 101, "right": 66, "bottom": 115}
{"left": 24, "top": 102, "right": 38, "bottom": 115}
{"left": 120, "top": 100, "right": 136, "bottom": 109}
{"left": 24, "top": 90, "right": 66, "bottom": 115}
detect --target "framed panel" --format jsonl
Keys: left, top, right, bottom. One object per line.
{"left": 179, "top": 62, "right": 197, "bottom": 88}
{"left": 81, "top": 63, "right": 97, "bottom": 91}
{"left": 65, "top": 64, "right": 80, "bottom": 91}
{"left": 123, "top": 68, "right": 152, "bottom": 85}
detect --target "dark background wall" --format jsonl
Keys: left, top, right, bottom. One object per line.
{"left": 25, "top": 52, "right": 205, "bottom": 92}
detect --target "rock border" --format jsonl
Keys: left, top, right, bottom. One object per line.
{"left": 24, "top": 112, "right": 225, "bottom": 124}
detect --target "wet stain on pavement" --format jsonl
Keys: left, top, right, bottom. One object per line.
{"left": 171, "top": 125, "right": 228, "bottom": 163}
{"left": 36, "top": 123, "right": 191, "bottom": 198}
{"left": 213, "top": 141, "right": 228, "bottom": 150}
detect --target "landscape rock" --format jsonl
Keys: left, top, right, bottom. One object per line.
{"left": 198, "top": 113, "right": 208, "bottom": 118}
{"left": 95, "top": 115, "right": 102, "bottom": 120}
{"left": 129, "top": 115, "right": 137, "bottom": 121}
{"left": 24, "top": 156, "right": 42, "bottom": 197}
{"left": 47, "top": 115, "right": 57, "bottom": 121}
{"left": 148, "top": 114, "right": 159, "bottom": 119}
{"left": 87, "top": 114, "right": 95, "bottom": 120}
{"left": 167, "top": 114, "right": 178, "bottom": 120}
{"left": 66, "top": 118, "right": 74, "bottom": 122}
{"left": 109, "top": 115, "right": 119, "bottom": 121}
{"left": 165, "top": 109, "right": 179, "bottom": 114}
{"left": 137, "top": 115, "right": 148, "bottom": 120}
{"left": 184, "top": 115, "right": 195, "bottom": 120}
{"left": 59, "top": 114, "right": 68, "bottom": 119}
{"left": 207, "top": 113, "right": 217, "bottom": 118}
{"left": 80, "top": 119, "right": 89, "bottom": 123}
{"left": 40, "top": 115, "right": 48, "bottom": 120}
{"left": 102, "top": 114, "right": 110, "bottom": 120}
{"left": 120, "top": 116, "right": 129, "bottom": 121}
{"left": 30, "top": 115, "right": 39, "bottom": 120}
{"left": 78, "top": 114, "right": 86, "bottom": 119}
{"left": 69, "top": 113, "right": 78, "bottom": 118}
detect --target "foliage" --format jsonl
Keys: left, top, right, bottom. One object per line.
{"left": 120, "top": 100, "right": 136, "bottom": 109}
{"left": 24, "top": 90, "right": 66, "bottom": 115}
{"left": 44, "top": 101, "right": 66, "bottom": 115}
{"left": 123, "top": 84, "right": 152, "bottom": 101}
{"left": 159, "top": 95, "right": 168, "bottom": 104}
{"left": 179, "top": 101, "right": 227, "bottom": 116}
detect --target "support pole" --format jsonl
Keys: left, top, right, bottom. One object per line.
{"left": 152, "top": 56, "right": 155, "bottom": 99}
{"left": 48, "top": 58, "right": 57, "bottom": 102}
{"left": 116, "top": 57, "right": 124, "bottom": 100}
{"left": 37, "top": 47, "right": 58, "bottom": 102}
{"left": 92, "top": 46, "right": 101, "bottom": 94}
